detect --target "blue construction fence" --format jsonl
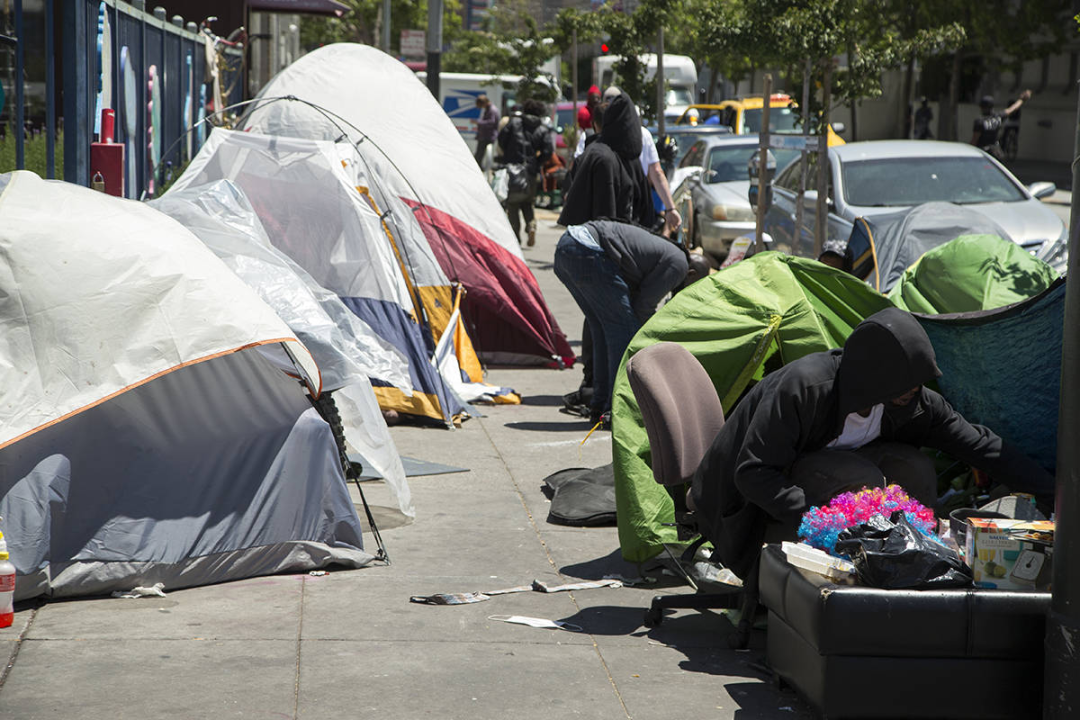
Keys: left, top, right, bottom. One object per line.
{"left": 1, "top": 0, "right": 243, "bottom": 198}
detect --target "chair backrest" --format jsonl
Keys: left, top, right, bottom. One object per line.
{"left": 625, "top": 342, "right": 725, "bottom": 487}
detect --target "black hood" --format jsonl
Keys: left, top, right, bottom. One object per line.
{"left": 522, "top": 113, "right": 543, "bottom": 131}
{"left": 599, "top": 95, "right": 643, "bottom": 161}
{"left": 837, "top": 307, "right": 941, "bottom": 416}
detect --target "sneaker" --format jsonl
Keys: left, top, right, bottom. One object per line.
{"left": 526, "top": 220, "right": 537, "bottom": 247}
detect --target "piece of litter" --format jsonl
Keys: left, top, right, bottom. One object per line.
{"left": 532, "top": 578, "right": 622, "bottom": 593}
{"left": 410, "top": 592, "right": 491, "bottom": 605}
{"left": 111, "top": 582, "right": 167, "bottom": 599}
{"left": 779, "top": 707, "right": 794, "bottom": 712}
{"left": 489, "top": 615, "right": 582, "bottom": 632}
{"left": 309, "top": 570, "right": 328, "bottom": 576}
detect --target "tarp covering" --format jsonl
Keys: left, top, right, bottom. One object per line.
{"left": 612, "top": 241, "right": 1059, "bottom": 564}
{"left": 845, "top": 202, "right": 1014, "bottom": 293}
{"left": 240, "top": 43, "right": 574, "bottom": 365}
{"left": 888, "top": 233, "right": 1057, "bottom": 314}
{"left": 169, "top": 129, "right": 466, "bottom": 425}
{"left": 611, "top": 253, "right": 892, "bottom": 563}
{"left": 0, "top": 171, "right": 318, "bottom": 449}
{"left": 917, "top": 280, "right": 1064, "bottom": 474}
{"left": 0, "top": 172, "right": 373, "bottom": 599}
{"left": 148, "top": 180, "right": 413, "bottom": 517}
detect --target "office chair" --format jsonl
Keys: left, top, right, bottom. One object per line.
{"left": 626, "top": 341, "right": 760, "bottom": 649}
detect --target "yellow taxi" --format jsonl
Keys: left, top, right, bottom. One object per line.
{"left": 675, "top": 94, "right": 846, "bottom": 146}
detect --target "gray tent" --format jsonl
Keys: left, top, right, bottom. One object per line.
{"left": 841, "top": 202, "right": 1014, "bottom": 292}
{"left": 0, "top": 172, "right": 373, "bottom": 600}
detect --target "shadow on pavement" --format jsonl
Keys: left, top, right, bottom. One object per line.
{"left": 520, "top": 394, "right": 568, "bottom": 407}
{"left": 504, "top": 420, "right": 597, "bottom": 432}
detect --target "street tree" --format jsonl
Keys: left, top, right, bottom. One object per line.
{"left": 920, "top": 0, "right": 1071, "bottom": 141}
{"left": 300, "top": 0, "right": 464, "bottom": 55}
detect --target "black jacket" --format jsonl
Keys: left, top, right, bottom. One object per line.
{"left": 689, "top": 307, "right": 1054, "bottom": 579}
{"left": 498, "top": 113, "right": 550, "bottom": 175}
{"left": 558, "top": 95, "right": 654, "bottom": 228}
{"left": 585, "top": 220, "right": 688, "bottom": 322}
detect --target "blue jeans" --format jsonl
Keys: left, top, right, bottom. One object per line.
{"left": 553, "top": 232, "right": 641, "bottom": 417}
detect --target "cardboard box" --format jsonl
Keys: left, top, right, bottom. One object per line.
{"left": 964, "top": 518, "right": 1054, "bottom": 591}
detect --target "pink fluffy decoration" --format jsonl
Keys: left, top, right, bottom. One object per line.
{"left": 798, "top": 484, "right": 937, "bottom": 555}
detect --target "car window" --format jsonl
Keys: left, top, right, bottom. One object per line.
{"left": 705, "top": 146, "right": 756, "bottom": 183}
{"left": 743, "top": 105, "right": 801, "bottom": 134}
{"left": 680, "top": 141, "right": 705, "bottom": 168}
{"left": 774, "top": 150, "right": 819, "bottom": 191}
{"left": 841, "top": 156, "right": 1026, "bottom": 207}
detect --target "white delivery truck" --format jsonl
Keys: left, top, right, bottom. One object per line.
{"left": 591, "top": 54, "right": 698, "bottom": 122}
{"left": 416, "top": 72, "right": 525, "bottom": 154}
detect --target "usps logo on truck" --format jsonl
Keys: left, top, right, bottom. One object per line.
{"left": 444, "top": 88, "right": 482, "bottom": 135}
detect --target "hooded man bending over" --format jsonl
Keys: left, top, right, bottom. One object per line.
{"left": 691, "top": 307, "right": 1054, "bottom": 581}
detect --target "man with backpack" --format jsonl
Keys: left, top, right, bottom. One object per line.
{"left": 498, "top": 99, "right": 553, "bottom": 247}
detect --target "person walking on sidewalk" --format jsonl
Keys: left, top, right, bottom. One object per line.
{"left": 498, "top": 98, "right": 551, "bottom": 247}
{"left": 474, "top": 94, "right": 500, "bottom": 168}
{"left": 554, "top": 220, "right": 688, "bottom": 428}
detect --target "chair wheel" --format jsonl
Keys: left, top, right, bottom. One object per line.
{"left": 643, "top": 607, "right": 663, "bottom": 628}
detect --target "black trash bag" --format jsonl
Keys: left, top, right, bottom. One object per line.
{"left": 835, "top": 511, "right": 973, "bottom": 590}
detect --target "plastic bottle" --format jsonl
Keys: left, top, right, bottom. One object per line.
{"left": 0, "top": 531, "right": 14, "bottom": 628}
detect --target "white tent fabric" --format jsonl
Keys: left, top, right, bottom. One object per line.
{"left": 0, "top": 171, "right": 375, "bottom": 599}
{"left": 149, "top": 180, "right": 413, "bottom": 518}
{"left": 168, "top": 128, "right": 468, "bottom": 424}
{"left": 242, "top": 43, "right": 524, "bottom": 260}
{"left": 148, "top": 179, "right": 412, "bottom": 392}
{"left": 0, "top": 171, "right": 319, "bottom": 450}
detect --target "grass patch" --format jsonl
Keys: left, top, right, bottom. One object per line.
{"left": 0, "top": 129, "right": 64, "bottom": 178}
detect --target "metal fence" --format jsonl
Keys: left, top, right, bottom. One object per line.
{"left": 3, "top": 0, "right": 243, "bottom": 198}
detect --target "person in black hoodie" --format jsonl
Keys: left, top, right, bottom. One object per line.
{"left": 690, "top": 307, "right": 1054, "bottom": 581}
{"left": 558, "top": 94, "right": 654, "bottom": 229}
{"left": 554, "top": 220, "right": 688, "bottom": 427}
{"left": 498, "top": 98, "right": 552, "bottom": 246}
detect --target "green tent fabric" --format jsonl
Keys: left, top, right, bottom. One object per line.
{"left": 610, "top": 252, "right": 893, "bottom": 564}
{"left": 888, "top": 234, "right": 1057, "bottom": 314}
{"left": 611, "top": 238, "right": 1057, "bottom": 565}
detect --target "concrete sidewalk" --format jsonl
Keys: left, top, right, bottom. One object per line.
{"left": 0, "top": 211, "right": 808, "bottom": 719}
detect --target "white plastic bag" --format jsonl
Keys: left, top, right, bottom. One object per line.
{"left": 491, "top": 168, "right": 509, "bottom": 203}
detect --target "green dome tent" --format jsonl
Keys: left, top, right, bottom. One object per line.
{"left": 611, "top": 238, "right": 1058, "bottom": 565}
{"left": 610, "top": 253, "right": 891, "bottom": 564}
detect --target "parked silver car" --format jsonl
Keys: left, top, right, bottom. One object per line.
{"left": 672, "top": 135, "right": 799, "bottom": 262}
{"left": 761, "top": 140, "right": 1067, "bottom": 272}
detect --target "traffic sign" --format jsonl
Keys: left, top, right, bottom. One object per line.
{"left": 401, "top": 29, "right": 426, "bottom": 59}
{"left": 769, "top": 134, "right": 820, "bottom": 152}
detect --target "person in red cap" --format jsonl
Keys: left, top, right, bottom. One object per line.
{"left": 577, "top": 85, "right": 601, "bottom": 131}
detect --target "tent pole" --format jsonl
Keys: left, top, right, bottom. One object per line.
{"left": 1044, "top": 80, "right": 1080, "bottom": 718}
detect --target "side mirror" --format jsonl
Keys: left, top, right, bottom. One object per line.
{"left": 1028, "top": 181, "right": 1057, "bottom": 200}
{"left": 802, "top": 190, "right": 818, "bottom": 208}
{"left": 831, "top": 122, "right": 846, "bottom": 135}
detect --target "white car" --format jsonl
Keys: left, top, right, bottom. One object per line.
{"left": 761, "top": 140, "right": 1067, "bottom": 272}
{"left": 672, "top": 135, "right": 799, "bottom": 262}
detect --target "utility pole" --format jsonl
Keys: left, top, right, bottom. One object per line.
{"left": 795, "top": 59, "right": 810, "bottom": 257}
{"left": 572, "top": 27, "right": 578, "bottom": 137}
{"left": 1044, "top": 80, "right": 1080, "bottom": 720}
{"left": 656, "top": 27, "right": 665, "bottom": 136}
{"left": 814, "top": 61, "right": 831, "bottom": 259}
{"left": 754, "top": 73, "right": 772, "bottom": 253}
{"left": 381, "top": 0, "right": 391, "bottom": 53}
{"left": 426, "top": 0, "right": 443, "bottom": 99}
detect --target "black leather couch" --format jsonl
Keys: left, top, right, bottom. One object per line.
{"left": 759, "top": 544, "right": 1048, "bottom": 719}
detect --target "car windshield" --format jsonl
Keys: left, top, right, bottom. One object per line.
{"left": 665, "top": 87, "right": 694, "bottom": 107}
{"left": 556, "top": 108, "right": 575, "bottom": 128}
{"left": 842, "top": 156, "right": 1026, "bottom": 206}
{"left": 743, "top": 106, "right": 800, "bottom": 133}
{"left": 705, "top": 146, "right": 800, "bottom": 183}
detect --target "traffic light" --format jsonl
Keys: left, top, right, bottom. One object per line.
{"left": 600, "top": 42, "right": 610, "bottom": 54}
